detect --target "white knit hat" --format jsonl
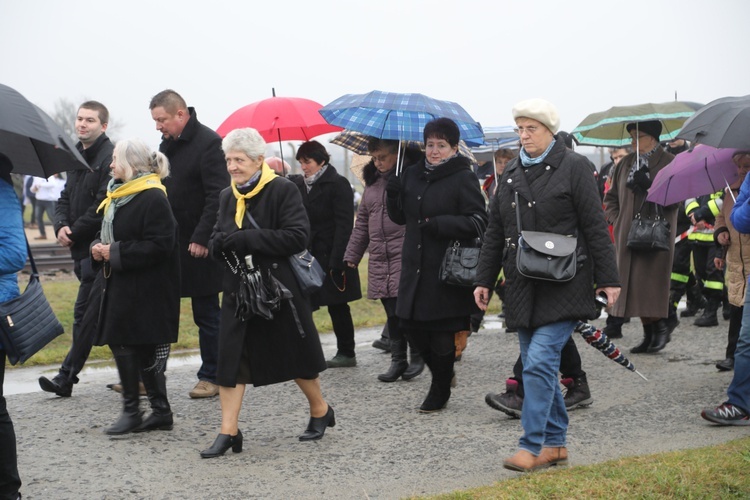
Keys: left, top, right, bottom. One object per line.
{"left": 512, "top": 98, "right": 560, "bottom": 134}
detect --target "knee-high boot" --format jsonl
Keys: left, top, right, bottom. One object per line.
{"left": 135, "top": 366, "right": 173, "bottom": 432}
{"left": 106, "top": 351, "right": 143, "bottom": 435}
{"left": 418, "top": 351, "right": 454, "bottom": 413}
{"left": 630, "top": 323, "right": 653, "bottom": 354}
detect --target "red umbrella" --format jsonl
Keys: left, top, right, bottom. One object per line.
{"left": 216, "top": 93, "right": 342, "bottom": 173}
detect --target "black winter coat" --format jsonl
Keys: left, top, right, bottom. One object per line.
{"left": 386, "top": 155, "right": 487, "bottom": 326}
{"left": 93, "top": 189, "right": 181, "bottom": 346}
{"left": 159, "top": 108, "right": 229, "bottom": 297}
{"left": 209, "top": 177, "right": 327, "bottom": 387}
{"left": 54, "top": 133, "right": 114, "bottom": 261}
{"left": 475, "top": 139, "right": 620, "bottom": 330}
{"left": 291, "top": 166, "right": 362, "bottom": 306}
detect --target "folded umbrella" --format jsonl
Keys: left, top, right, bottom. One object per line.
{"left": 572, "top": 101, "right": 702, "bottom": 147}
{"left": 0, "top": 83, "right": 89, "bottom": 176}
{"left": 320, "top": 90, "right": 484, "bottom": 145}
{"left": 575, "top": 321, "right": 648, "bottom": 381}
{"left": 677, "top": 95, "right": 750, "bottom": 150}
{"left": 647, "top": 145, "right": 739, "bottom": 206}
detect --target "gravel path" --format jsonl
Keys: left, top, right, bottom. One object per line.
{"left": 6, "top": 315, "right": 750, "bottom": 499}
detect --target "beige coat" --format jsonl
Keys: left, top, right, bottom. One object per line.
{"left": 714, "top": 185, "right": 750, "bottom": 306}
{"left": 604, "top": 147, "right": 677, "bottom": 318}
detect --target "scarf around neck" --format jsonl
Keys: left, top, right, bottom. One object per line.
{"left": 303, "top": 164, "right": 328, "bottom": 192}
{"left": 519, "top": 139, "right": 556, "bottom": 167}
{"left": 97, "top": 173, "right": 167, "bottom": 244}
{"left": 626, "top": 143, "right": 660, "bottom": 186}
{"left": 231, "top": 163, "right": 277, "bottom": 228}
{"left": 425, "top": 151, "right": 459, "bottom": 170}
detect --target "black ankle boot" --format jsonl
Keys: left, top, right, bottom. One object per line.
{"left": 378, "top": 338, "right": 407, "bottom": 382}
{"left": 647, "top": 319, "right": 670, "bottom": 353}
{"left": 299, "top": 406, "right": 335, "bottom": 441}
{"left": 630, "top": 323, "right": 653, "bottom": 354}
{"left": 106, "top": 351, "right": 143, "bottom": 435}
{"left": 135, "top": 367, "right": 173, "bottom": 432}
{"left": 418, "top": 352, "right": 454, "bottom": 413}
{"left": 402, "top": 348, "right": 425, "bottom": 380}
{"left": 200, "top": 430, "right": 243, "bottom": 458}
{"left": 39, "top": 373, "right": 73, "bottom": 397}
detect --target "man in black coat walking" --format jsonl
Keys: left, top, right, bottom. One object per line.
{"left": 150, "top": 90, "right": 229, "bottom": 398}
{"left": 39, "top": 101, "right": 114, "bottom": 397}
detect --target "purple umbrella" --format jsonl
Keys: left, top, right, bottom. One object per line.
{"left": 647, "top": 144, "right": 739, "bottom": 206}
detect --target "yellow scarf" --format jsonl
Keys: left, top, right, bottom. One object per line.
{"left": 231, "top": 163, "right": 277, "bottom": 228}
{"left": 97, "top": 173, "right": 167, "bottom": 214}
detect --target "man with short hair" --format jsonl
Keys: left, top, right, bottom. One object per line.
{"left": 150, "top": 89, "right": 228, "bottom": 398}
{"left": 38, "top": 101, "right": 114, "bottom": 397}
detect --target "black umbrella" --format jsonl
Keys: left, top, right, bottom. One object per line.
{"left": 677, "top": 95, "right": 750, "bottom": 150}
{"left": 0, "top": 83, "right": 89, "bottom": 176}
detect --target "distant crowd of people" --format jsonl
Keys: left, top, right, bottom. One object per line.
{"left": 2, "top": 91, "right": 749, "bottom": 499}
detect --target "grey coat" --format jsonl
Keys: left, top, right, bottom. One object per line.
{"left": 604, "top": 147, "right": 677, "bottom": 318}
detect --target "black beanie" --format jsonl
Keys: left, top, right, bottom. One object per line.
{"left": 626, "top": 120, "right": 662, "bottom": 142}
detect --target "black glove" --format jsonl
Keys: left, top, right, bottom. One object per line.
{"left": 631, "top": 166, "right": 652, "bottom": 191}
{"left": 386, "top": 174, "right": 402, "bottom": 198}
{"left": 210, "top": 232, "right": 226, "bottom": 257}
{"left": 223, "top": 231, "right": 247, "bottom": 254}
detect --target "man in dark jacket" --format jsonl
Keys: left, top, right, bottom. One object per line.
{"left": 39, "top": 101, "right": 114, "bottom": 397}
{"left": 150, "top": 90, "right": 229, "bottom": 398}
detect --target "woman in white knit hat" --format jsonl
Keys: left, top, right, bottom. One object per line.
{"left": 474, "top": 98, "right": 621, "bottom": 472}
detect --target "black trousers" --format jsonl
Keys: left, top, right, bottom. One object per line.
{"left": 727, "top": 305, "right": 742, "bottom": 359}
{"left": 329, "top": 303, "right": 356, "bottom": 357}
{"left": 0, "top": 350, "right": 21, "bottom": 500}
{"left": 693, "top": 243, "right": 724, "bottom": 299}
{"left": 512, "top": 336, "right": 584, "bottom": 397}
{"left": 402, "top": 327, "right": 454, "bottom": 375}
{"left": 59, "top": 257, "right": 100, "bottom": 383}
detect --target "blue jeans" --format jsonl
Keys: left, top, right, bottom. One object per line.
{"left": 193, "top": 294, "right": 220, "bottom": 384}
{"left": 727, "top": 292, "right": 750, "bottom": 413}
{"left": 517, "top": 320, "right": 576, "bottom": 456}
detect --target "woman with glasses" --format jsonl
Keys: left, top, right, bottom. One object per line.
{"left": 474, "top": 99, "right": 620, "bottom": 472}
{"left": 386, "top": 118, "right": 488, "bottom": 413}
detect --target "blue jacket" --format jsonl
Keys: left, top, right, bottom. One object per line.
{"left": 730, "top": 173, "right": 750, "bottom": 235}
{"left": 0, "top": 179, "right": 27, "bottom": 349}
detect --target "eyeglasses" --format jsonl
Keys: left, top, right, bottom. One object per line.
{"left": 372, "top": 153, "right": 393, "bottom": 163}
{"left": 513, "top": 126, "right": 539, "bottom": 136}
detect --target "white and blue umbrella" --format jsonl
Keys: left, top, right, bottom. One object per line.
{"left": 320, "top": 90, "right": 484, "bottom": 146}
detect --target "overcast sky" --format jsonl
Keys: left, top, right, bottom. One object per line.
{"left": 2, "top": 0, "right": 748, "bottom": 164}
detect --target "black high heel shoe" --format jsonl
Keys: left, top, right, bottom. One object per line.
{"left": 298, "top": 406, "right": 335, "bottom": 441}
{"left": 200, "top": 430, "right": 243, "bottom": 458}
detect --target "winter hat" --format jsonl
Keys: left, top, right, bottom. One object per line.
{"left": 512, "top": 98, "right": 560, "bottom": 134}
{"left": 626, "top": 120, "right": 662, "bottom": 142}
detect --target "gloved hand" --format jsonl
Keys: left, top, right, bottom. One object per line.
{"left": 631, "top": 166, "right": 652, "bottom": 191}
{"left": 386, "top": 174, "right": 402, "bottom": 198}
{"left": 223, "top": 231, "right": 247, "bottom": 254}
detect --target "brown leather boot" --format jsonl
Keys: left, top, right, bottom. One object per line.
{"left": 454, "top": 330, "right": 470, "bottom": 360}
{"left": 535, "top": 447, "right": 569, "bottom": 469}
{"left": 502, "top": 450, "right": 537, "bottom": 472}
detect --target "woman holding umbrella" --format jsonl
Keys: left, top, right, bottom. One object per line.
{"left": 203, "top": 128, "right": 332, "bottom": 458}
{"left": 474, "top": 99, "right": 620, "bottom": 472}
{"left": 603, "top": 121, "right": 678, "bottom": 354}
{"left": 292, "top": 141, "right": 362, "bottom": 368}
{"left": 386, "top": 118, "right": 487, "bottom": 413}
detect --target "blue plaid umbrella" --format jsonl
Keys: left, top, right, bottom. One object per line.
{"left": 320, "top": 90, "right": 484, "bottom": 146}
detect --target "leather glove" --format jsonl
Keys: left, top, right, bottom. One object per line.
{"left": 385, "top": 174, "right": 402, "bottom": 198}
{"left": 222, "top": 231, "right": 247, "bottom": 254}
{"left": 631, "top": 167, "right": 652, "bottom": 190}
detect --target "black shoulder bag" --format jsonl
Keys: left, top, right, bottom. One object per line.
{"left": 438, "top": 214, "right": 485, "bottom": 287}
{"left": 0, "top": 237, "right": 64, "bottom": 365}
{"left": 514, "top": 191, "right": 578, "bottom": 282}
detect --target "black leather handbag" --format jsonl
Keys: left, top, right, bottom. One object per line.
{"left": 626, "top": 200, "right": 670, "bottom": 252}
{"left": 245, "top": 212, "right": 325, "bottom": 295}
{"left": 439, "top": 214, "right": 485, "bottom": 287}
{"left": 514, "top": 192, "right": 578, "bottom": 282}
{"left": 0, "top": 238, "right": 64, "bottom": 365}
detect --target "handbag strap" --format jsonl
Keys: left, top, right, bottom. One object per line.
{"left": 514, "top": 191, "right": 524, "bottom": 232}
{"left": 23, "top": 234, "right": 39, "bottom": 278}
{"left": 244, "top": 210, "right": 262, "bottom": 230}
{"left": 635, "top": 197, "right": 664, "bottom": 218}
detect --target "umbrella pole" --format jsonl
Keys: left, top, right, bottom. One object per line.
{"left": 277, "top": 129, "right": 286, "bottom": 178}
{"left": 492, "top": 141, "right": 498, "bottom": 195}
{"left": 634, "top": 369, "right": 649, "bottom": 381}
{"left": 396, "top": 139, "right": 403, "bottom": 177}
{"left": 725, "top": 177, "right": 737, "bottom": 203}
